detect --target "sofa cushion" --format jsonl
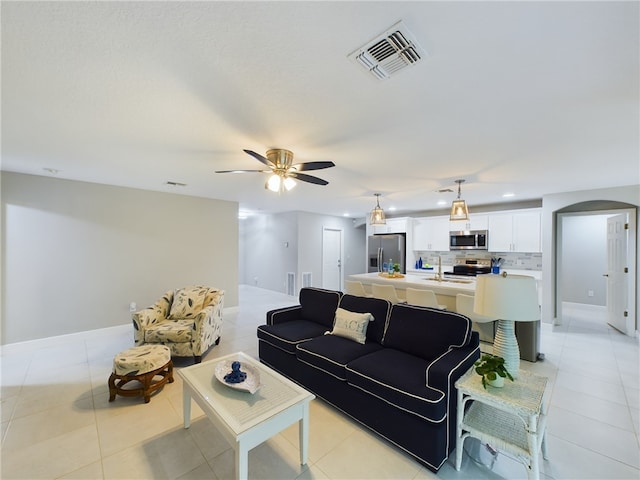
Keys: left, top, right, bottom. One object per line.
{"left": 299, "top": 288, "right": 342, "bottom": 328}
{"left": 145, "top": 319, "right": 193, "bottom": 343}
{"left": 346, "top": 348, "right": 446, "bottom": 422}
{"left": 338, "top": 294, "right": 391, "bottom": 344}
{"left": 327, "top": 308, "right": 374, "bottom": 344}
{"left": 257, "top": 320, "right": 327, "bottom": 354}
{"left": 383, "top": 304, "right": 472, "bottom": 362}
{"left": 296, "top": 335, "right": 383, "bottom": 380}
{"left": 168, "top": 286, "right": 208, "bottom": 319}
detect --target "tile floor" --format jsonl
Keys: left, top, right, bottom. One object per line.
{"left": 1, "top": 285, "right": 639, "bottom": 479}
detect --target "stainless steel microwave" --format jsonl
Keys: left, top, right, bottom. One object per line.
{"left": 449, "top": 230, "right": 488, "bottom": 250}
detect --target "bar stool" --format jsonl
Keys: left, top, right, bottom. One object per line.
{"left": 405, "top": 288, "right": 446, "bottom": 310}
{"left": 371, "top": 284, "right": 406, "bottom": 304}
{"left": 345, "top": 280, "right": 372, "bottom": 297}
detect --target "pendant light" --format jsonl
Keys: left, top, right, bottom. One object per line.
{"left": 450, "top": 179, "right": 470, "bottom": 221}
{"left": 369, "top": 193, "right": 386, "bottom": 226}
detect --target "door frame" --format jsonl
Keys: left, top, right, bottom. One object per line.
{"left": 555, "top": 207, "right": 637, "bottom": 334}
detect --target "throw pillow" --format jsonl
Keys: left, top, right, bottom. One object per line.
{"left": 168, "top": 286, "right": 208, "bottom": 319}
{"left": 326, "top": 308, "right": 374, "bottom": 344}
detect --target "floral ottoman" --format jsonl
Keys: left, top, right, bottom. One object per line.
{"left": 108, "top": 345, "right": 174, "bottom": 403}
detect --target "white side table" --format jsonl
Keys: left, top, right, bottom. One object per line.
{"left": 455, "top": 368, "right": 549, "bottom": 480}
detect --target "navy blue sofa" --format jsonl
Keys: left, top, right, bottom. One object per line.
{"left": 257, "top": 287, "right": 480, "bottom": 472}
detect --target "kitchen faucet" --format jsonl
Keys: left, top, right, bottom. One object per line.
{"left": 435, "top": 255, "right": 442, "bottom": 282}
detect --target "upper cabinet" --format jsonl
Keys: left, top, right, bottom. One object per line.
{"left": 412, "top": 216, "right": 450, "bottom": 251}
{"left": 369, "top": 217, "right": 409, "bottom": 235}
{"left": 488, "top": 209, "right": 541, "bottom": 253}
{"left": 450, "top": 213, "right": 488, "bottom": 232}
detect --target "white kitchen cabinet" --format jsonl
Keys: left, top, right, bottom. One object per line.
{"left": 450, "top": 214, "right": 488, "bottom": 232}
{"left": 412, "top": 216, "right": 450, "bottom": 251}
{"left": 370, "top": 217, "right": 409, "bottom": 235}
{"left": 488, "top": 210, "right": 541, "bottom": 252}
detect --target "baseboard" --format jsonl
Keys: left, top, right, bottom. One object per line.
{"left": 0, "top": 323, "right": 131, "bottom": 356}
{"left": 1, "top": 305, "right": 240, "bottom": 356}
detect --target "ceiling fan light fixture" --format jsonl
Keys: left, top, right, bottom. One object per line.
{"left": 266, "top": 174, "right": 280, "bottom": 192}
{"left": 370, "top": 193, "right": 386, "bottom": 226}
{"left": 450, "top": 179, "right": 470, "bottom": 221}
{"left": 266, "top": 173, "right": 296, "bottom": 193}
{"left": 283, "top": 176, "right": 296, "bottom": 191}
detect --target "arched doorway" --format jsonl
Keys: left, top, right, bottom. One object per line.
{"left": 555, "top": 201, "right": 637, "bottom": 335}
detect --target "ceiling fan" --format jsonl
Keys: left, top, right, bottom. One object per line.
{"left": 215, "top": 149, "right": 335, "bottom": 192}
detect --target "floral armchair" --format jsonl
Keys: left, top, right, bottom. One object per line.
{"left": 132, "top": 286, "right": 224, "bottom": 363}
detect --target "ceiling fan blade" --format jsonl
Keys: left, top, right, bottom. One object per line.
{"left": 292, "top": 161, "right": 336, "bottom": 172}
{"left": 243, "top": 149, "right": 274, "bottom": 167}
{"left": 214, "top": 169, "right": 269, "bottom": 174}
{"left": 289, "top": 172, "right": 329, "bottom": 186}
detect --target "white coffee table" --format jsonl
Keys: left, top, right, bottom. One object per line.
{"left": 178, "top": 352, "right": 315, "bottom": 480}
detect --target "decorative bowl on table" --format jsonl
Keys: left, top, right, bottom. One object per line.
{"left": 214, "top": 360, "right": 262, "bottom": 394}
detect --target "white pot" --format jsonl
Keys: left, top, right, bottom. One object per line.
{"left": 486, "top": 375, "right": 504, "bottom": 388}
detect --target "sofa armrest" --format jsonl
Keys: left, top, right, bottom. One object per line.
{"left": 191, "top": 291, "right": 225, "bottom": 355}
{"left": 425, "top": 335, "right": 480, "bottom": 393}
{"left": 131, "top": 290, "right": 173, "bottom": 345}
{"left": 266, "top": 305, "right": 303, "bottom": 325}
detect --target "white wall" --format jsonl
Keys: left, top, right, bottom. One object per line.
{"left": 240, "top": 211, "right": 366, "bottom": 294}
{"left": 1, "top": 172, "right": 239, "bottom": 344}
{"left": 239, "top": 212, "right": 298, "bottom": 292}
{"left": 297, "top": 212, "right": 366, "bottom": 289}
{"left": 560, "top": 214, "right": 609, "bottom": 305}
{"left": 542, "top": 184, "right": 640, "bottom": 329}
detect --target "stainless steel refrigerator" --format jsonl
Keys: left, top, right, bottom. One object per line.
{"left": 368, "top": 234, "right": 406, "bottom": 273}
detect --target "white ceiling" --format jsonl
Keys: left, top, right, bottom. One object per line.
{"left": 2, "top": 1, "right": 638, "bottom": 218}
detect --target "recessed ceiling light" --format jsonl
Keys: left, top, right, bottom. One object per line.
{"left": 388, "top": 206, "right": 397, "bottom": 212}
{"left": 43, "top": 168, "right": 59, "bottom": 175}
{"left": 343, "top": 213, "right": 350, "bottom": 217}
{"left": 503, "top": 192, "right": 515, "bottom": 198}
{"left": 166, "top": 181, "right": 187, "bottom": 187}
{"left": 437, "top": 200, "right": 447, "bottom": 206}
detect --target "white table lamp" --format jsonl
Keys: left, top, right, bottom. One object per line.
{"left": 473, "top": 274, "right": 540, "bottom": 378}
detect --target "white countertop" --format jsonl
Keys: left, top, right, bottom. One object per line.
{"left": 348, "top": 272, "right": 476, "bottom": 295}
{"left": 349, "top": 270, "right": 541, "bottom": 297}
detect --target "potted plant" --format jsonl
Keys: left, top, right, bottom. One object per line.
{"left": 474, "top": 353, "right": 514, "bottom": 389}
{"left": 393, "top": 263, "right": 400, "bottom": 274}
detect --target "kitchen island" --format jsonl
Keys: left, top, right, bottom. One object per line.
{"left": 348, "top": 272, "right": 475, "bottom": 310}
{"left": 347, "top": 269, "right": 542, "bottom": 313}
{"left": 348, "top": 271, "right": 543, "bottom": 362}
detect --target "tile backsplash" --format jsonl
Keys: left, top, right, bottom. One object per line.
{"left": 413, "top": 251, "right": 542, "bottom": 271}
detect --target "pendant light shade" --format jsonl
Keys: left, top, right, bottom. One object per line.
{"left": 450, "top": 179, "right": 470, "bottom": 221}
{"left": 369, "top": 193, "right": 386, "bottom": 225}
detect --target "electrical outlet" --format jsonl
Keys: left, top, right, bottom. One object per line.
{"left": 129, "top": 302, "right": 137, "bottom": 312}
{"left": 588, "top": 290, "right": 594, "bottom": 297}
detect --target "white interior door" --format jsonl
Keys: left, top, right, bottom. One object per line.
{"left": 322, "top": 227, "right": 343, "bottom": 291}
{"left": 606, "top": 213, "right": 631, "bottom": 335}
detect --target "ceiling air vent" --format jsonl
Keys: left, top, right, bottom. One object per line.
{"left": 348, "top": 21, "right": 426, "bottom": 81}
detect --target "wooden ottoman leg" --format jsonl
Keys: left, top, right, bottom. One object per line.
{"left": 167, "top": 360, "right": 174, "bottom": 383}
{"left": 142, "top": 370, "right": 155, "bottom": 404}
{"left": 108, "top": 373, "right": 117, "bottom": 402}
